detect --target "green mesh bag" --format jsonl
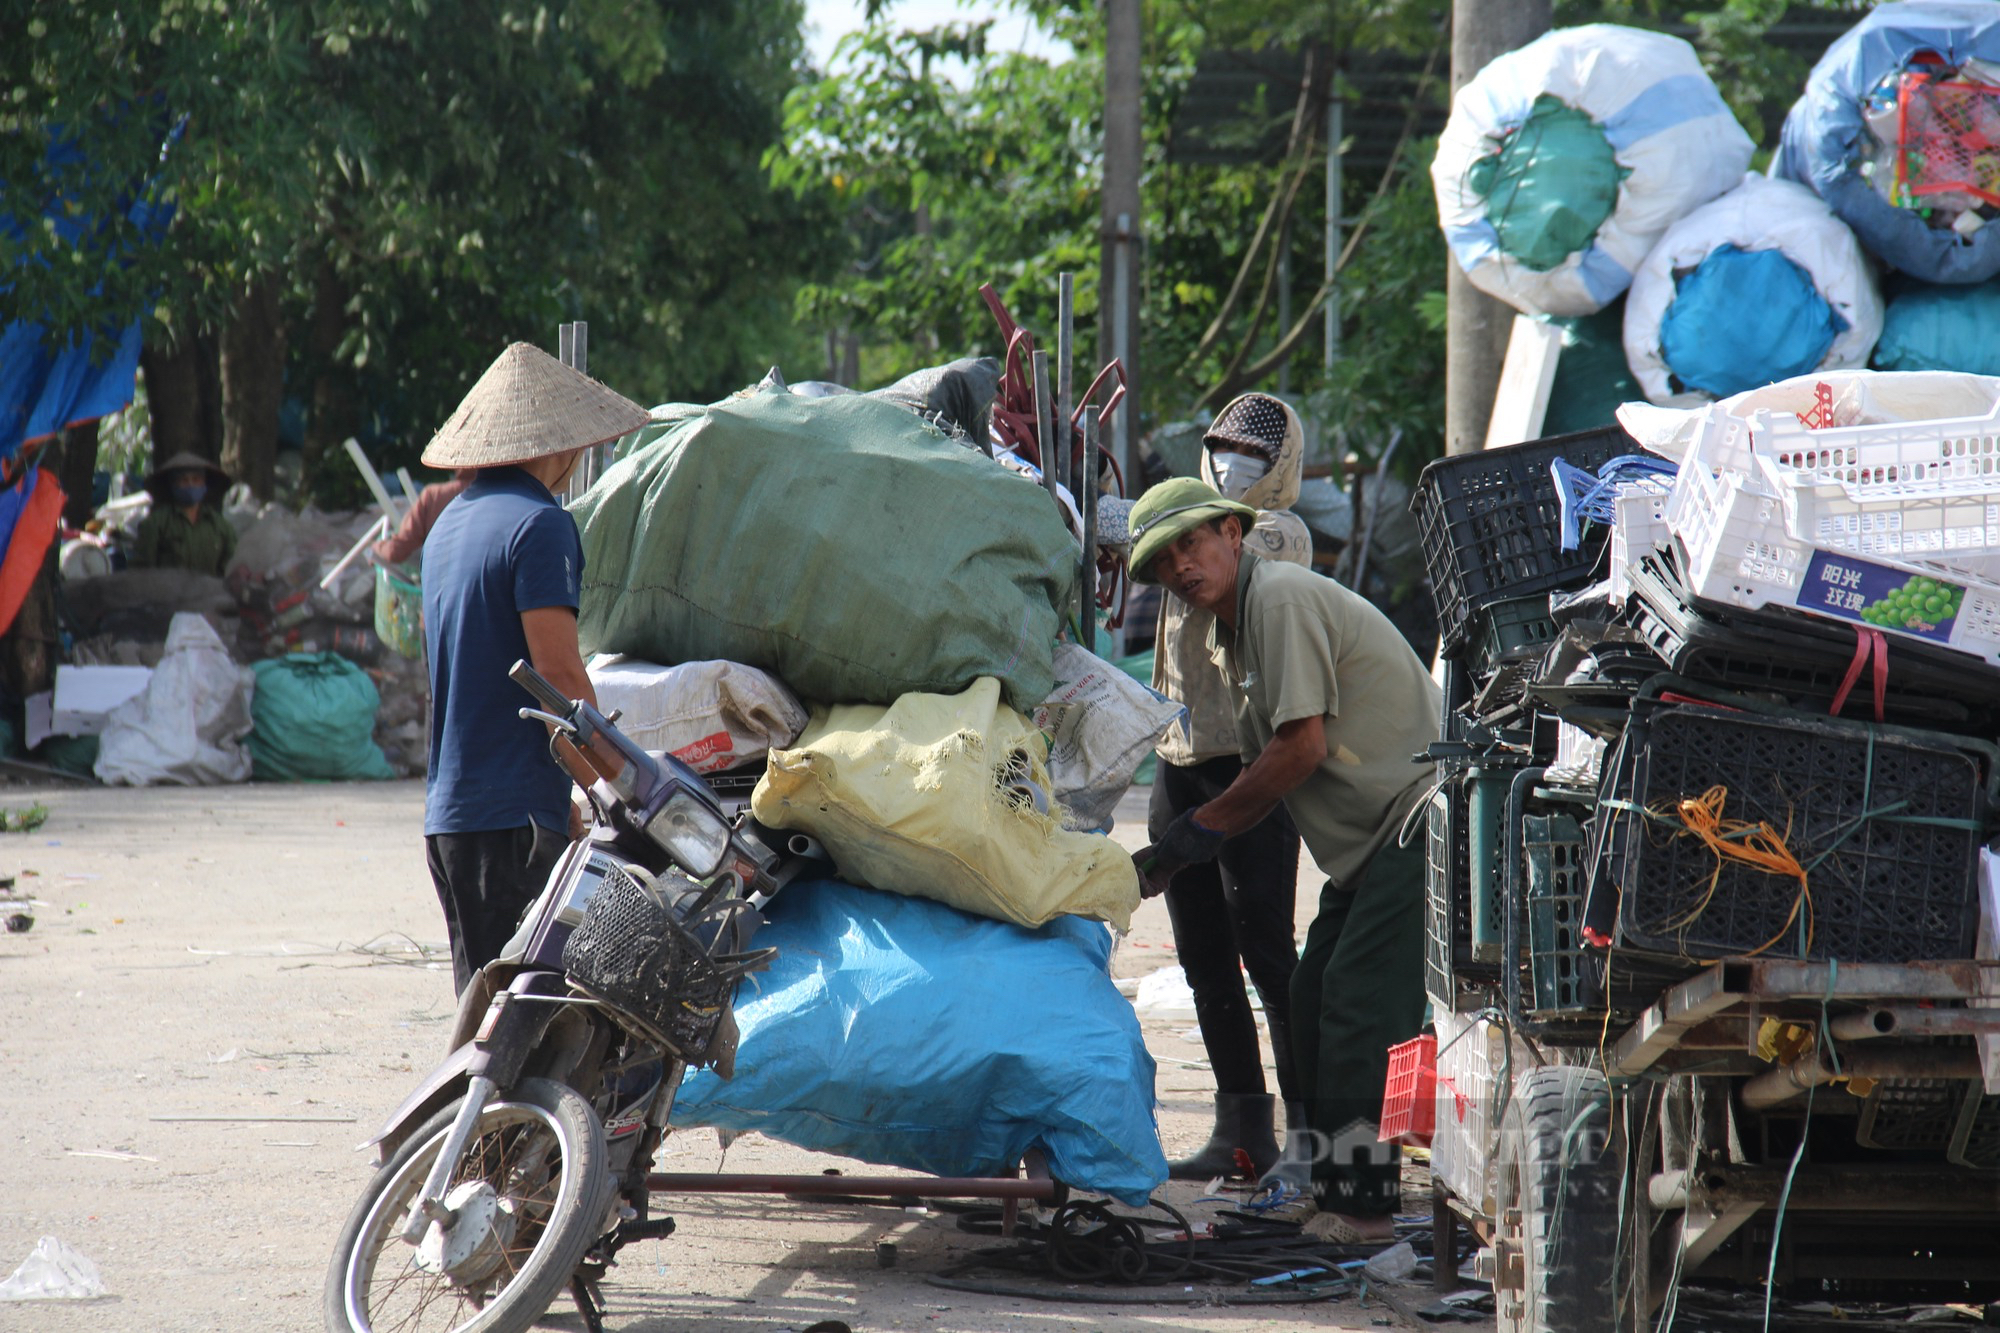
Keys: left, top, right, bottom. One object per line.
{"left": 1468, "top": 95, "right": 1629, "bottom": 273}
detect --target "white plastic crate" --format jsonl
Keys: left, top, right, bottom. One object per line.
{"left": 1547, "top": 719, "right": 1608, "bottom": 787}
{"left": 1749, "top": 405, "right": 2000, "bottom": 579}
{"left": 1430, "top": 1010, "right": 1530, "bottom": 1213}
{"left": 1609, "top": 480, "right": 1673, "bottom": 603}
{"left": 1670, "top": 455, "right": 2000, "bottom": 665}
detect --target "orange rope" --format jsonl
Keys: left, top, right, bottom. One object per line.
{"left": 1654, "top": 785, "right": 1814, "bottom": 958}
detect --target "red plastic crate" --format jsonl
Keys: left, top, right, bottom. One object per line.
{"left": 1378, "top": 1033, "right": 1438, "bottom": 1146}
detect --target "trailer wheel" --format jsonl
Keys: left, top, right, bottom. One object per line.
{"left": 1494, "top": 1066, "right": 1619, "bottom": 1333}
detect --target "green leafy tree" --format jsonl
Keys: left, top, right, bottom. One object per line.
{"left": 4, "top": 0, "right": 834, "bottom": 503}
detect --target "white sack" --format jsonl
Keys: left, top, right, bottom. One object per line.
{"left": 94, "top": 613, "right": 254, "bottom": 786}
{"left": 1032, "top": 642, "right": 1187, "bottom": 832}
{"left": 585, "top": 656, "right": 807, "bottom": 774}
{"left": 1432, "top": 24, "right": 1753, "bottom": 317}
{"left": 1616, "top": 368, "right": 2000, "bottom": 463}
{"left": 1623, "top": 175, "right": 1883, "bottom": 406}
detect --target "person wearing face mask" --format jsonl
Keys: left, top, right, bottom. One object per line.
{"left": 417, "top": 341, "right": 649, "bottom": 992}
{"left": 131, "top": 453, "right": 238, "bottom": 576}
{"left": 1144, "top": 392, "right": 1313, "bottom": 1182}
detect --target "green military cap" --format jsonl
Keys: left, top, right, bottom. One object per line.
{"left": 1125, "top": 477, "right": 1257, "bottom": 585}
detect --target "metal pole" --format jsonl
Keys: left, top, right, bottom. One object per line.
{"left": 1032, "top": 349, "right": 1061, "bottom": 519}
{"left": 1079, "top": 406, "right": 1100, "bottom": 653}
{"left": 1101, "top": 0, "right": 1141, "bottom": 494}
{"left": 1445, "top": 0, "right": 1549, "bottom": 454}
{"left": 1324, "top": 97, "right": 1341, "bottom": 372}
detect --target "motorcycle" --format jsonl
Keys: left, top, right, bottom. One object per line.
{"left": 324, "top": 660, "right": 824, "bottom": 1333}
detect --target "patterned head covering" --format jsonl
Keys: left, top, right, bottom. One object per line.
{"left": 1203, "top": 392, "right": 1289, "bottom": 465}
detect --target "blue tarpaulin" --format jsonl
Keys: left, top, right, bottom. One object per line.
{"left": 1, "top": 122, "right": 176, "bottom": 462}
{"left": 672, "top": 878, "right": 1168, "bottom": 1205}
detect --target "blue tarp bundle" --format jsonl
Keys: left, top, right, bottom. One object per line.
{"left": 1, "top": 122, "right": 175, "bottom": 462}
{"left": 1776, "top": 2, "right": 2000, "bottom": 283}
{"left": 671, "top": 878, "right": 1168, "bottom": 1206}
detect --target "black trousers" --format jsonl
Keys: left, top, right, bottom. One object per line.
{"left": 1148, "top": 755, "right": 1301, "bottom": 1102}
{"left": 425, "top": 824, "right": 565, "bottom": 994}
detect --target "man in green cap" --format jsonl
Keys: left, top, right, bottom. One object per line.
{"left": 1128, "top": 476, "right": 1438, "bottom": 1241}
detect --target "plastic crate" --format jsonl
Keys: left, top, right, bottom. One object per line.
{"left": 1414, "top": 426, "right": 1633, "bottom": 655}
{"left": 1424, "top": 775, "right": 1502, "bottom": 1010}
{"left": 1379, "top": 1033, "right": 1438, "bottom": 1146}
{"left": 1624, "top": 546, "right": 2000, "bottom": 727}
{"left": 1602, "top": 704, "right": 1986, "bottom": 964}
{"left": 1666, "top": 443, "right": 2000, "bottom": 665}
{"left": 1546, "top": 721, "right": 1608, "bottom": 789}
{"left": 1748, "top": 403, "right": 2000, "bottom": 580}
{"left": 1430, "top": 1010, "right": 1530, "bottom": 1213}
{"left": 1466, "top": 595, "right": 1558, "bottom": 680}
{"left": 1609, "top": 480, "right": 1673, "bottom": 604}
{"left": 1857, "top": 1078, "right": 1969, "bottom": 1152}
{"left": 1951, "top": 1089, "right": 2000, "bottom": 1169}
{"left": 1524, "top": 813, "right": 1591, "bottom": 1016}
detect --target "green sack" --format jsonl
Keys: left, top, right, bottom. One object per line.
{"left": 249, "top": 652, "right": 394, "bottom": 782}
{"left": 572, "top": 390, "right": 1079, "bottom": 711}
{"left": 1543, "top": 300, "right": 1642, "bottom": 436}
{"left": 1468, "top": 94, "right": 1628, "bottom": 273}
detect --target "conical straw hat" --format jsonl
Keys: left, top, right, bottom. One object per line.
{"left": 422, "top": 341, "right": 650, "bottom": 468}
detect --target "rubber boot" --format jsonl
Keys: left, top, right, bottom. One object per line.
{"left": 1257, "top": 1100, "right": 1314, "bottom": 1194}
{"left": 1168, "top": 1093, "right": 1278, "bottom": 1180}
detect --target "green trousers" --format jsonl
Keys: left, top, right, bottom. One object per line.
{"left": 1291, "top": 836, "right": 1427, "bottom": 1217}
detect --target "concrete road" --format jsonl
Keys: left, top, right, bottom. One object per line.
{"left": 0, "top": 780, "right": 1412, "bottom": 1331}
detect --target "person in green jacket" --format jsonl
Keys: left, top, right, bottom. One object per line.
{"left": 131, "top": 452, "right": 236, "bottom": 577}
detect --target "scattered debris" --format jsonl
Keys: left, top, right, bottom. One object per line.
{"left": 0, "top": 804, "right": 48, "bottom": 834}
{"left": 0, "top": 1236, "right": 105, "bottom": 1301}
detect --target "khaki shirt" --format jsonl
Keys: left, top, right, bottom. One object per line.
{"left": 1213, "top": 553, "right": 1439, "bottom": 887}
{"left": 132, "top": 505, "right": 238, "bottom": 578}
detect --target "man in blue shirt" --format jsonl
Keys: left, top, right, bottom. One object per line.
{"left": 418, "top": 341, "right": 649, "bottom": 992}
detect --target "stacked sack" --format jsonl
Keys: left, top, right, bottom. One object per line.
{"left": 574, "top": 380, "right": 1179, "bottom": 1198}
{"left": 571, "top": 384, "right": 1174, "bottom": 932}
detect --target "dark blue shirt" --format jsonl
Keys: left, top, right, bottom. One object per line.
{"left": 422, "top": 466, "right": 583, "bottom": 835}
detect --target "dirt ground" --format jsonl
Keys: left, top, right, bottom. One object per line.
{"left": 0, "top": 779, "right": 1434, "bottom": 1332}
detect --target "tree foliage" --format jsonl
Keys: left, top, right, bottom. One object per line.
{"left": 4, "top": 0, "right": 834, "bottom": 500}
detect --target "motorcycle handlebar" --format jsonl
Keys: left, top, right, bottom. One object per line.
{"left": 509, "top": 660, "right": 574, "bottom": 717}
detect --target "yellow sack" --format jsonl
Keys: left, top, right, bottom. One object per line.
{"left": 751, "top": 678, "right": 1141, "bottom": 930}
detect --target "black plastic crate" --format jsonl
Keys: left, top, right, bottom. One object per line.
{"left": 1627, "top": 545, "right": 1999, "bottom": 729}
{"left": 1467, "top": 594, "right": 1558, "bottom": 681}
{"left": 1413, "top": 425, "right": 1632, "bottom": 656}
{"left": 1952, "top": 1090, "right": 2000, "bottom": 1169}
{"left": 1858, "top": 1078, "right": 1969, "bottom": 1152}
{"left": 1424, "top": 774, "right": 1502, "bottom": 1006}
{"left": 1600, "top": 704, "right": 1987, "bottom": 964}
{"left": 1524, "top": 813, "right": 1589, "bottom": 1015}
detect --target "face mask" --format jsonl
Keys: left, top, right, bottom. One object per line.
{"left": 1210, "top": 452, "right": 1270, "bottom": 500}
{"left": 172, "top": 481, "right": 207, "bottom": 507}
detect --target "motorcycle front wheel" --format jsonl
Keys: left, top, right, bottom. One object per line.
{"left": 325, "top": 1077, "right": 612, "bottom": 1333}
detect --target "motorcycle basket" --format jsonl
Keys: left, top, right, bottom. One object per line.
{"left": 561, "top": 864, "right": 771, "bottom": 1067}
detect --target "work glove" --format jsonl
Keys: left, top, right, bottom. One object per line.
{"left": 1133, "top": 811, "right": 1227, "bottom": 898}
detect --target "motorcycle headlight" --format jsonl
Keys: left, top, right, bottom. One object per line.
{"left": 644, "top": 788, "right": 731, "bottom": 879}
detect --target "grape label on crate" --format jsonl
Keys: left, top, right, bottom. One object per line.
{"left": 1798, "top": 551, "right": 1965, "bottom": 643}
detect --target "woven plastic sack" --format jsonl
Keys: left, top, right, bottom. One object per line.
{"left": 670, "top": 878, "right": 1166, "bottom": 1205}
{"left": 1432, "top": 24, "right": 1753, "bottom": 317}
{"left": 94, "top": 613, "right": 254, "bottom": 787}
{"left": 585, "top": 655, "right": 806, "bottom": 774}
{"left": 1876, "top": 277, "right": 2000, "bottom": 374}
{"left": 574, "top": 390, "right": 1076, "bottom": 713}
{"left": 1033, "top": 641, "right": 1186, "bottom": 832}
{"left": 1776, "top": 3, "right": 2000, "bottom": 284}
{"left": 247, "top": 652, "right": 393, "bottom": 781}
{"left": 1624, "top": 175, "right": 1883, "bottom": 405}
{"left": 751, "top": 677, "right": 1141, "bottom": 930}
